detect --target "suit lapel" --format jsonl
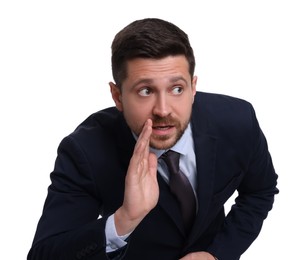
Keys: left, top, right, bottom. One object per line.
{"left": 188, "top": 134, "right": 218, "bottom": 244}
{"left": 186, "top": 96, "right": 218, "bottom": 245}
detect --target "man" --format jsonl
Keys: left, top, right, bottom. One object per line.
{"left": 27, "top": 18, "right": 279, "bottom": 260}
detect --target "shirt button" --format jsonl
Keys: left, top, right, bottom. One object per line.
{"left": 110, "top": 244, "right": 117, "bottom": 249}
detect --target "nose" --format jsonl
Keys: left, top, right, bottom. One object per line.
{"left": 152, "top": 93, "right": 170, "bottom": 117}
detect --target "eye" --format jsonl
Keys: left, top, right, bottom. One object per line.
{"left": 172, "top": 86, "right": 183, "bottom": 95}
{"left": 138, "top": 87, "right": 152, "bottom": 97}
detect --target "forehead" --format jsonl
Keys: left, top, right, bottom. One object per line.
{"left": 125, "top": 55, "right": 190, "bottom": 81}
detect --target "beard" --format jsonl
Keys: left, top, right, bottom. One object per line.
{"left": 150, "top": 128, "right": 184, "bottom": 149}
{"left": 148, "top": 114, "right": 190, "bottom": 150}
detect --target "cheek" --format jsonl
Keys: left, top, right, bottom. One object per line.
{"left": 122, "top": 101, "right": 151, "bottom": 126}
{"left": 123, "top": 100, "right": 148, "bottom": 117}
{"left": 176, "top": 99, "right": 192, "bottom": 116}
{"left": 124, "top": 96, "right": 153, "bottom": 114}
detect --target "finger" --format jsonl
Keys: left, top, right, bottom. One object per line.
{"left": 137, "top": 119, "right": 152, "bottom": 169}
{"left": 140, "top": 118, "right": 152, "bottom": 145}
{"left": 133, "top": 119, "right": 152, "bottom": 157}
{"left": 148, "top": 152, "right": 157, "bottom": 176}
{"left": 142, "top": 119, "right": 152, "bottom": 159}
{"left": 130, "top": 119, "right": 152, "bottom": 170}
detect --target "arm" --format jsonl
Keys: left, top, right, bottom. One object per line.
{"left": 206, "top": 107, "right": 279, "bottom": 259}
{"left": 28, "top": 119, "right": 159, "bottom": 259}
{"left": 27, "top": 135, "right": 110, "bottom": 260}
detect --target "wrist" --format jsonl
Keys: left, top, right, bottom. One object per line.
{"left": 114, "top": 207, "right": 143, "bottom": 236}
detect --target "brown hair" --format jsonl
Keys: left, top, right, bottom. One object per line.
{"left": 111, "top": 18, "right": 196, "bottom": 88}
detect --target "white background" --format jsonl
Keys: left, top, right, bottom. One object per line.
{"left": 1, "top": 0, "right": 305, "bottom": 259}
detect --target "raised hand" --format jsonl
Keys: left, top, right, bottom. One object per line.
{"left": 114, "top": 119, "right": 159, "bottom": 235}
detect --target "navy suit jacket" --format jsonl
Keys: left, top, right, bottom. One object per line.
{"left": 28, "top": 92, "right": 278, "bottom": 260}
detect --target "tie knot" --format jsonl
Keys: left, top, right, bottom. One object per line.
{"left": 162, "top": 150, "right": 180, "bottom": 173}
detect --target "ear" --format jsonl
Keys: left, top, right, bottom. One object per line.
{"left": 191, "top": 76, "right": 197, "bottom": 99}
{"left": 109, "top": 82, "right": 123, "bottom": 111}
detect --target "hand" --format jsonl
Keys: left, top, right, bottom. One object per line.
{"left": 115, "top": 119, "right": 159, "bottom": 235}
{"left": 179, "top": 251, "right": 216, "bottom": 260}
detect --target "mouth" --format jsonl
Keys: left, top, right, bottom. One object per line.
{"left": 153, "top": 125, "right": 173, "bottom": 130}
{"left": 152, "top": 124, "right": 175, "bottom": 136}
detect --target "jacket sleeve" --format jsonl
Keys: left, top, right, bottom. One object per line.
{"left": 207, "top": 106, "right": 279, "bottom": 259}
{"left": 27, "top": 135, "right": 119, "bottom": 260}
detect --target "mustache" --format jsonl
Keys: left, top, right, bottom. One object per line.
{"left": 151, "top": 115, "right": 177, "bottom": 125}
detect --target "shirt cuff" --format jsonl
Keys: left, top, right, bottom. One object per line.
{"left": 105, "top": 214, "right": 131, "bottom": 252}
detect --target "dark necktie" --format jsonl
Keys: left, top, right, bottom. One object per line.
{"left": 162, "top": 150, "right": 196, "bottom": 232}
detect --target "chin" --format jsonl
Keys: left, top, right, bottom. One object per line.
{"left": 150, "top": 125, "right": 186, "bottom": 150}
{"left": 150, "top": 136, "right": 179, "bottom": 150}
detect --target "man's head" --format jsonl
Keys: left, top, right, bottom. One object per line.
{"left": 110, "top": 18, "right": 197, "bottom": 149}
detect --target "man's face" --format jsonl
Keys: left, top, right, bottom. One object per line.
{"left": 110, "top": 55, "right": 197, "bottom": 150}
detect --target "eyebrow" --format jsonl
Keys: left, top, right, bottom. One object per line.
{"left": 131, "top": 76, "right": 188, "bottom": 89}
{"left": 169, "top": 76, "right": 188, "bottom": 84}
{"left": 132, "top": 79, "right": 153, "bottom": 89}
